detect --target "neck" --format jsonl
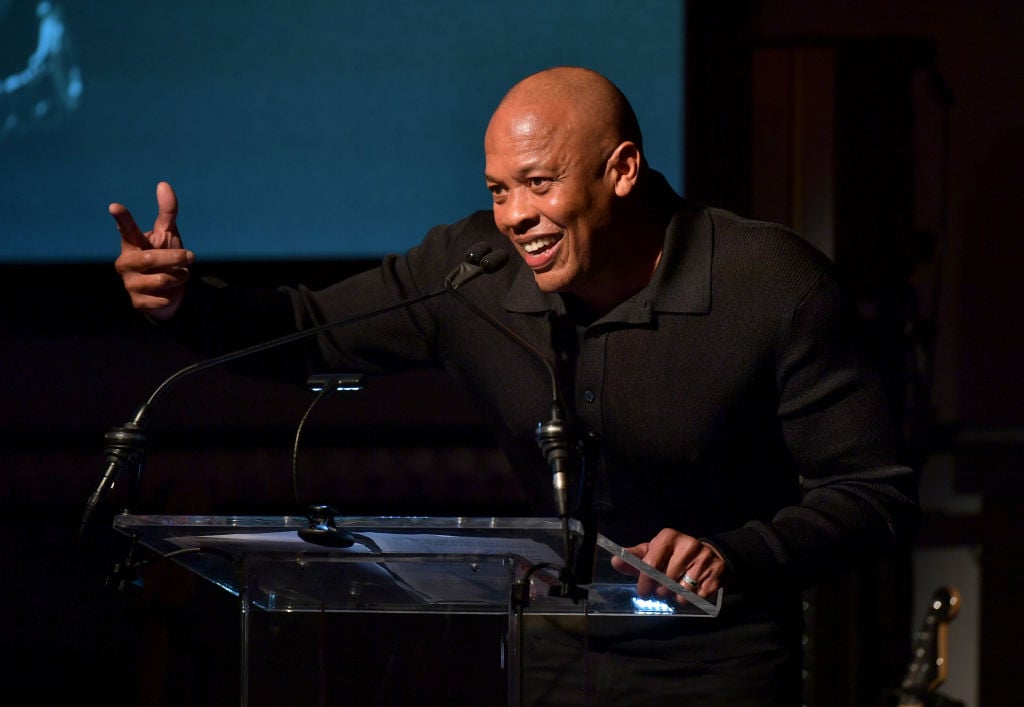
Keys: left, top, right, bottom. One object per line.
{"left": 573, "top": 182, "right": 673, "bottom": 317}
{"left": 574, "top": 243, "right": 662, "bottom": 318}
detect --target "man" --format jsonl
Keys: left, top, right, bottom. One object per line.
{"left": 112, "top": 67, "right": 918, "bottom": 705}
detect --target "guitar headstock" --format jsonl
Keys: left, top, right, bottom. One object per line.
{"left": 897, "top": 586, "right": 961, "bottom": 706}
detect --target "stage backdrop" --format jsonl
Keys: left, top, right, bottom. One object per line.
{"left": 0, "top": 0, "right": 685, "bottom": 262}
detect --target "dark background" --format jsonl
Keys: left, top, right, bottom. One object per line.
{"left": 4, "top": 1, "right": 1022, "bottom": 705}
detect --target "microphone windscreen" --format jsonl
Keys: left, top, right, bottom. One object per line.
{"left": 479, "top": 249, "right": 509, "bottom": 273}
{"left": 464, "top": 241, "right": 493, "bottom": 266}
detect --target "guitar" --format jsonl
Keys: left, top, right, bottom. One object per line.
{"left": 896, "top": 586, "right": 961, "bottom": 707}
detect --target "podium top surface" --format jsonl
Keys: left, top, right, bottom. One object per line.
{"left": 114, "top": 514, "right": 721, "bottom": 618}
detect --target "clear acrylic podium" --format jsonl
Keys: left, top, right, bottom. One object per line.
{"left": 114, "top": 513, "right": 721, "bottom": 706}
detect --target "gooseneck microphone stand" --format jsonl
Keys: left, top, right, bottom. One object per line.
{"left": 445, "top": 270, "right": 595, "bottom": 601}
{"left": 80, "top": 245, "right": 507, "bottom": 542}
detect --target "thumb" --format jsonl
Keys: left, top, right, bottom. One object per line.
{"left": 153, "top": 181, "right": 179, "bottom": 235}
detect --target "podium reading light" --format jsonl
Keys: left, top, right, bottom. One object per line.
{"left": 308, "top": 373, "right": 366, "bottom": 392}
{"left": 292, "top": 374, "right": 369, "bottom": 548}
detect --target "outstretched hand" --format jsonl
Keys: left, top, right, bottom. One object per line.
{"left": 611, "top": 528, "right": 727, "bottom": 603}
{"left": 112, "top": 181, "right": 194, "bottom": 320}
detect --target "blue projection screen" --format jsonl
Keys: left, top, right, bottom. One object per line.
{"left": 0, "top": 0, "right": 684, "bottom": 262}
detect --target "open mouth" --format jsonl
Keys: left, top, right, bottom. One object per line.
{"left": 522, "top": 233, "right": 562, "bottom": 257}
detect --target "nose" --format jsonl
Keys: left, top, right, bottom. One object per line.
{"left": 496, "top": 187, "right": 539, "bottom": 235}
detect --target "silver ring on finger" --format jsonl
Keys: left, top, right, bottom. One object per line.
{"left": 681, "top": 573, "right": 700, "bottom": 590}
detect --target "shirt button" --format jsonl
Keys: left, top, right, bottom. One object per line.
{"left": 583, "top": 389, "right": 596, "bottom": 403}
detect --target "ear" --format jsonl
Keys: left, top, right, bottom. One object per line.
{"left": 607, "top": 141, "right": 641, "bottom": 197}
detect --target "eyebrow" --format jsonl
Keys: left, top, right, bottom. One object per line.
{"left": 484, "top": 157, "right": 553, "bottom": 184}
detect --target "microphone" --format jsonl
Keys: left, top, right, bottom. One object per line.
{"left": 442, "top": 249, "right": 573, "bottom": 519}
{"left": 443, "top": 247, "right": 593, "bottom": 595}
{"left": 444, "top": 245, "right": 509, "bottom": 289}
{"left": 80, "top": 243, "right": 508, "bottom": 539}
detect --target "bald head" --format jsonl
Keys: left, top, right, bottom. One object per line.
{"left": 492, "top": 67, "right": 643, "bottom": 156}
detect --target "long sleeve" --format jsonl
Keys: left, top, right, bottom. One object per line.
{"left": 700, "top": 236, "right": 919, "bottom": 588}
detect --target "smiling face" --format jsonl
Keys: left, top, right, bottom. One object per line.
{"left": 484, "top": 101, "right": 621, "bottom": 299}
{"left": 482, "top": 68, "right": 660, "bottom": 315}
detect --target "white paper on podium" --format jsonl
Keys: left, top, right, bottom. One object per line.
{"left": 167, "top": 530, "right": 564, "bottom": 604}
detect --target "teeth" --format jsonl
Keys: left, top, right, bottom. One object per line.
{"left": 523, "top": 235, "right": 559, "bottom": 254}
